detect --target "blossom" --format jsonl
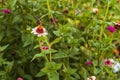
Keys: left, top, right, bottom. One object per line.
{"left": 31, "top": 25, "right": 48, "bottom": 37}
{"left": 87, "top": 76, "right": 96, "bottom": 80}
{"left": 104, "top": 59, "right": 114, "bottom": 67}
{"left": 2, "top": 9, "right": 11, "bottom": 14}
{"left": 86, "top": 61, "right": 92, "bottom": 65}
{"left": 42, "top": 46, "right": 49, "bottom": 50}
{"left": 113, "top": 61, "right": 120, "bottom": 73}
{"left": 107, "top": 26, "right": 115, "bottom": 32}
{"left": 93, "top": 8, "right": 98, "bottom": 14}
{"left": 114, "top": 21, "right": 120, "bottom": 30}
{"left": 17, "top": 77, "right": 23, "bottom": 80}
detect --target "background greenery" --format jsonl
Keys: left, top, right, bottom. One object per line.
{"left": 0, "top": 0, "right": 120, "bottom": 80}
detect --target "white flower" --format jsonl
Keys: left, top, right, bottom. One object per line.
{"left": 113, "top": 62, "right": 120, "bottom": 73}
{"left": 93, "top": 8, "right": 98, "bottom": 14}
{"left": 87, "top": 76, "right": 96, "bottom": 80}
{"left": 31, "top": 25, "right": 48, "bottom": 37}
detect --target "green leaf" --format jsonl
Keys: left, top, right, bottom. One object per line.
{"left": 23, "top": 74, "right": 33, "bottom": 80}
{"left": 53, "top": 52, "right": 68, "bottom": 59}
{"left": 0, "top": 44, "right": 9, "bottom": 52}
{"left": 50, "top": 38, "right": 61, "bottom": 46}
{"left": 47, "top": 71, "right": 59, "bottom": 80}
{"left": 0, "top": 32, "right": 4, "bottom": 41}
{"left": 25, "top": 14, "right": 36, "bottom": 23}
{"left": 36, "top": 71, "right": 46, "bottom": 77}
{"left": 31, "top": 53, "right": 43, "bottom": 61}
{"left": 12, "top": 15, "right": 22, "bottom": 24}
{"left": 42, "top": 49, "right": 57, "bottom": 55}
{"left": 0, "top": 71, "right": 6, "bottom": 76}
{"left": 53, "top": 63, "right": 62, "bottom": 70}
{"left": 10, "top": 0, "right": 17, "bottom": 8}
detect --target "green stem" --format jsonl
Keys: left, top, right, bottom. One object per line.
{"left": 99, "top": 0, "right": 110, "bottom": 42}
{"left": 46, "top": 0, "right": 53, "bottom": 18}
{"left": 38, "top": 38, "right": 49, "bottom": 62}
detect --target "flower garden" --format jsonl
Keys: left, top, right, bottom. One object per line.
{"left": 0, "top": 0, "right": 120, "bottom": 80}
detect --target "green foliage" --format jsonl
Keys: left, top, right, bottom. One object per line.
{"left": 0, "top": 0, "right": 120, "bottom": 80}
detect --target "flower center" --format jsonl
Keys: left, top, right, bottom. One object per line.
{"left": 36, "top": 26, "right": 44, "bottom": 33}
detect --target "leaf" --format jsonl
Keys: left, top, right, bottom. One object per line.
{"left": 0, "top": 44, "right": 9, "bottom": 52}
{"left": 31, "top": 53, "right": 43, "bottom": 61}
{"left": 36, "top": 71, "right": 46, "bottom": 77}
{"left": 23, "top": 74, "right": 33, "bottom": 80}
{"left": 25, "top": 14, "right": 36, "bottom": 23}
{"left": 12, "top": 15, "right": 22, "bottom": 24}
{"left": 0, "top": 71, "right": 6, "bottom": 76}
{"left": 50, "top": 38, "right": 61, "bottom": 46}
{"left": 53, "top": 52, "right": 68, "bottom": 59}
{"left": 42, "top": 49, "right": 57, "bottom": 55}
{"left": 53, "top": 31, "right": 60, "bottom": 36}
{"left": 0, "top": 32, "right": 4, "bottom": 41}
{"left": 53, "top": 63, "right": 62, "bottom": 70}
{"left": 10, "top": 0, "right": 17, "bottom": 8}
{"left": 47, "top": 71, "right": 59, "bottom": 80}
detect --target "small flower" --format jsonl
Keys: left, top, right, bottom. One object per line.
{"left": 113, "top": 61, "right": 120, "bottom": 73}
{"left": 42, "top": 46, "right": 49, "bottom": 50}
{"left": 93, "top": 8, "right": 98, "bottom": 14}
{"left": 104, "top": 59, "right": 114, "bottom": 67}
{"left": 87, "top": 76, "right": 96, "bottom": 80}
{"left": 17, "top": 77, "right": 23, "bottom": 80}
{"left": 2, "top": 9, "right": 11, "bottom": 14}
{"left": 31, "top": 25, "right": 48, "bottom": 37}
{"left": 107, "top": 26, "right": 115, "bottom": 32}
{"left": 86, "top": 61, "right": 92, "bottom": 65}
{"left": 114, "top": 21, "right": 120, "bottom": 30}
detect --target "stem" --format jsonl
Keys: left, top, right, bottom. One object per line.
{"left": 38, "top": 38, "right": 49, "bottom": 62}
{"left": 46, "top": 0, "right": 53, "bottom": 18}
{"left": 99, "top": 0, "right": 110, "bottom": 42}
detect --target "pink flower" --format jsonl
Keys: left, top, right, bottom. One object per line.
{"left": 104, "top": 59, "right": 114, "bottom": 67}
{"left": 93, "top": 8, "right": 98, "bottom": 14}
{"left": 31, "top": 25, "right": 48, "bottom": 37}
{"left": 87, "top": 76, "right": 96, "bottom": 80}
{"left": 17, "top": 77, "right": 23, "bottom": 80}
{"left": 107, "top": 26, "right": 115, "bottom": 32}
{"left": 2, "top": 9, "right": 11, "bottom": 14}
{"left": 42, "top": 46, "right": 49, "bottom": 50}
{"left": 86, "top": 61, "right": 92, "bottom": 65}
